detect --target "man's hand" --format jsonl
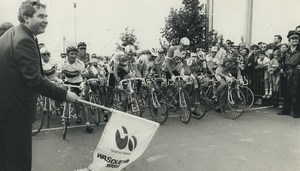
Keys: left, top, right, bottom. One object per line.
{"left": 225, "top": 75, "right": 231, "bottom": 82}
{"left": 65, "top": 91, "right": 79, "bottom": 103}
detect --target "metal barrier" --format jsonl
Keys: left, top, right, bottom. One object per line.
{"left": 245, "top": 68, "right": 284, "bottom": 100}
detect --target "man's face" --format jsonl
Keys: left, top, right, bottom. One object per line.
{"left": 274, "top": 36, "right": 280, "bottom": 44}
{"left": 261, "top": 44, "right": 267, "bottom": 51}
{"left": 280, "top": 45, "right": 288, "bottom": 52}
{"left": 259, "top": 54, "right": 265, "bottom": 60}
{"left": 41, "top": 51, "right": 50, "bottom": 62}
{"left": 68, "top": 51, "right": 78, "bottom": 63}
{"left": 25, "top": 7, "right": 48, "bottom": 35}
{"left": 289, "top": 38, "right": 299, "bottom": 46}
{"left": 296, "top": 28, "right": 300, "bottom": 33}
{"left": 240, "top": 49, "right": 248, "bottom": 56}
{"left": 78, "top": 46, "right": 86, "bottom": 54}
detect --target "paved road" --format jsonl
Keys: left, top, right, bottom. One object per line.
{"left": 32, "top": 106, "right": 300, "bottom": 171}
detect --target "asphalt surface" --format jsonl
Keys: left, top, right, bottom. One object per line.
{"left": 32, "top": 106, "right": 300, "bottom": 171}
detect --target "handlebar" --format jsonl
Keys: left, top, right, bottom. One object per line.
{"left": 119, "top": 77, "right": 144, "bottom": 85}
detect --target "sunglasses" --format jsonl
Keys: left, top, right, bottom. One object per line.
{"left": 41, "top": 52, "right": 50, "bottom": 56}
{"left": 79, "top": 47, "right": 86, "bottom": 50}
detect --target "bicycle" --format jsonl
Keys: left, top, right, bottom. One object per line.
{"left": 85, "top": 78, "right": 104, "bottom": 125}
{"left": 142, "top": 76, "right": 169, "bottom": 124}
{"left": 113, "top": 77, "right": 145, "bottom": 117}
{"left": 185, "top": 74, "right": 207, "bottom": 120}
{"left": 162, "top": 76, "right": 192, "bottom": 124}
{"left": 61, "top": 84, "right": 86, "bottom": 139}
{"left": 236, "top": 77, "right": 254, "bottom": 111}
{"left": 198, "top": 76, "right": 247, "bottom": 119}
{"left": 32, "top": 95, "right": 44, "bottom": 136}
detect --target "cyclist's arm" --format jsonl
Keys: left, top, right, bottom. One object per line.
{"left": 165, "top": 58, "right": 174, "bottom": 77}
{"left": 133, "top": 63, "right": 142, "bottom": 78}
{"left": 113, "top": 61, "right": 120, "bottom": 83}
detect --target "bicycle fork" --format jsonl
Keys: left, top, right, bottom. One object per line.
{"left": 150, "top": 89, "right": 161, "bottom": 108}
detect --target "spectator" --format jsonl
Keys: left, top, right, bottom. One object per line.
{"left": 0, "top": 1, "right": 78, "bottom": 170}
{"left": 268, "top": 35, "right": 282, "bottom": 51}
{"left": 0, "top": 22, "right": 13, "bottom": 37}
{"left": 255, "top": 51, "right": 270, "bottom": 99}
{"left": 245, "top": 44, "right": 259, "bottom": 89}
{"left": 278, "top": 31, "right": 300, "bottom": 118}
{"left": 268, "top": 50, "right": 281, "bottom": 100}
{"left": 260, "top": 42, "right": 272, "bottom": 58}
{"left": 239, "top": 47, "right": 250, "bottom": 77}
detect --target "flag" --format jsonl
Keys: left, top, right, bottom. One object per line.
{"left": 87, "top": 110, "right": 159, "bottom": 171}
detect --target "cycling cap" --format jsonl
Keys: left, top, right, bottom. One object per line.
{"left": 180, "top": 37, "right": 190, "bottom": 46}
{"left": 66, "top": 45, "right": 78, "bottom": 53}
{"left": 77, "top": 42, "right": 87, "bottom": 48}
{"left": 124, "top": 45, "right": 135, "bottom": 54}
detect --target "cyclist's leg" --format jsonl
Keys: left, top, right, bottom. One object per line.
{"left": 214, "top": 75, "right": 226, "bottom": 99}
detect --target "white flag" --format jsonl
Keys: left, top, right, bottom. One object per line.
{"left": 88, "top": 110, "right": 159, "bottom": 171}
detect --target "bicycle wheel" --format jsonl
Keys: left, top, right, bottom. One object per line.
{"left": 219, "top": 88, "right": 246, "bottom": 119}
{"left": 163, "top": 85, "right": 178, "bottom": 112}
{"left": 88, "top": 92, "right": 101, "bottom": 125}
{"left": 32, "top": 100, "right": 44, "bottom": 136}
{"left": 137, "top": 86, "right": 149, "bottom": 117}
{"left": 128, "top": 94, "right": 143, "bottom": 117}
{"left": 62, "top": 102, "right": 70, "bottom": 139}
{"left": 148, "top": 90, "right": 168, "bottom": 124}
{"left": 239, "top": 86, "right": 254, "bottom": 111}
{"left": 176, "top": 89, "right": 191, "bottom": 124}
{"left": 112, "top": 89, "right": 125, "bottom": 111}
{"left": 190, "top": 88, "right": 207, "bottom": 120}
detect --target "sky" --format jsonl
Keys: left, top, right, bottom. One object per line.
{"left": 1, "top": 0, "right": 300, "bottom": 58}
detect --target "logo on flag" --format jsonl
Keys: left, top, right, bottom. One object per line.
{"left": 115, "top": 126, "right": 137, "bottom": 151}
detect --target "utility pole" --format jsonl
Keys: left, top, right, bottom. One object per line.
{"left": 244, "top": 0, "right": 253, "bottom": 47}
{"left": 63, "top": 36, "right": 66, "bottom": 53}
{"left": 74, "top": 2, "right": 77, "bottom": 44}
{"left": 207, "top": 0, "right": 214, "bottom": 32}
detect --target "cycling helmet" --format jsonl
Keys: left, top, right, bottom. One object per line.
{"left": 180, "top": 37, "right": 190, "bottom": 46}
{"left": 124, "top": 45, "right": 135, "bottom": 54}
{"left": 77, "top": 42, "right": 87, "bottom": 48}
{"left": 66, "top": 45, "right": 78, "bottom": 53}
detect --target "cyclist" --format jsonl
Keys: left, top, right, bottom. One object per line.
{"left": 213, "top": 49, "right": 242, "bottom": 101}
{"left": 40, "top": 47, "right": 64, "bottom": 110}
{"left": 137, "top": 49, "right": 159, "bottom": 78}
{"left": 105, "top": 45, "right": 142, "bottom": 121}
{"left": 61, "top": 45, "right": 93, "bottom": 133}
{"left": 40, "top": 47, "right": 63, "bottom": 84}
{"left": 77, "top": 42, "right": 90, "bottom": 66}
{"left": 162, "top": 37, "right": 191, "bottom": 81}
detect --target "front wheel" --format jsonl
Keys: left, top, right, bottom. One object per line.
{"left": 220, "top": 88, "right": 246, "bottom": 119}
{"left": 32, "top": 100, "right": 44, "bottom": 136}
{"left": 62, "top": 102, "right": 70, "bottom": 139}
{"left": 176, "top": 90, "right": 191, "bottom": 124}
{"left": 88, "top": 92, "right": 101, "bottom": 125}
{"left": 190, "top": 88, "right": 207, "bottom": 120}
{"left": 148, "top": 91, "right": 169, "bottom": 124}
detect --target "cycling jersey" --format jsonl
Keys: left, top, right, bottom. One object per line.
{"left": 42, "top": 59, "right": 58, "bottom": 79}
{"left": 187, "top": 57, "right": 206, "bottom": 74}
{"left": 138, "top": 54, "right": 157, "bottom": 77}
{"left": 107, "top": 51, "right": 136, "bottom": 73}
{"left": 162, "top": 46, "right": 187, "bottom": 72}
{"left": 61, "top": 59, "right": 85, "bottom": 83}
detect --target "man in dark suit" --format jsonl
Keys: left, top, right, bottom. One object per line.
{"left": 278, "top": 31, "right": 300, "bottom": 118}
{"left": 0, "top": 1, "right": 78, "bottom": 171}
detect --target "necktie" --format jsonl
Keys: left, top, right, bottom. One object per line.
{"left": 34, "top": 37, "right": 45, "bottom": 77}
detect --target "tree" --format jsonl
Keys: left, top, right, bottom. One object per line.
{"left": 161, "top": 0, "right": 207, "bottom": 51}
{"left": 116, "top": 27, "right": 139, "bottom": 50}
